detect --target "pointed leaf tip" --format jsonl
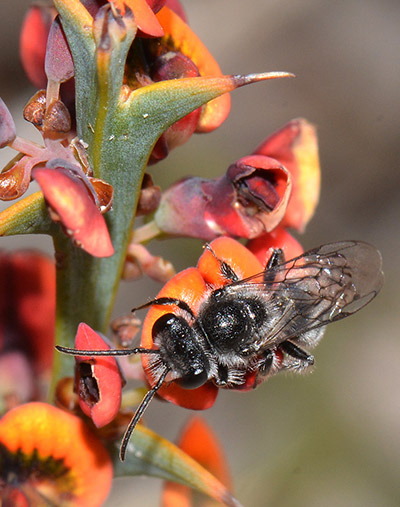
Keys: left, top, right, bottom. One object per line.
{"left": 231, "top": 71, "right": 295, "bottom": 87}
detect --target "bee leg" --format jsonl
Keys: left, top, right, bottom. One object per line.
{"left": 252, "top": 349, "right": 275, "bottom": 387}
{"left": 204, "top": 245, "right": 240, "bottom": 282}
{"left": 264, "top": 249, "right": 284, "bottom": 282}
{"left": 258, "top": 349, "right": 275, "bottom": 375}
{"left": 266, "top": 248, "right": 285, "bottom": 269}
{"left": 215, "top": 363, "right": 229, "bottom": 387}
{"left": 279, "top": 340, "right": 314, "bottom": 369}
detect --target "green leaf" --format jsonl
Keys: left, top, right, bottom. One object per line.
{"left": 54, "top": 0, "right": 97, "bottom": 145}
{"left": 110, "top": 424, "right": 242, "bottom": 507}
{"left": 0, "top": 191, "right": 54, "bottom": 236}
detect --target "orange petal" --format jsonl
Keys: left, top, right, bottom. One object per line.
{"left": 111, "top": 0, "right": 164, "bottom": 36}
{"left": 178, "top": 417, "right": 231, "bottom": 486}
{"left": 33, "top": 167, "right": 114, "bottom": 257}
{"left": 141, "top": 267, "right": 218, "bottom": 409}
{"left": 0, "top": 402, "right": 113, "bottom": 506}
{"left": 163, "top": 417, "right": 231, "bottom": 507}
{"left": 254, "top": 118, "right": 320, "bottom": 232}
{"left": 156, "top": 6, "right": 230, "bottom": 132}
{"left": 197, "top": 236, "right": 263, "bottom": 288}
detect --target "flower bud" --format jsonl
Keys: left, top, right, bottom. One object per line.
{"left": 33, "top": 165, "right": 114, "bottom": 257}
{"left": 20, "top": 3, "right": 57, "bottom": 88}
{"left": 0, "top": 98, "right": 16, "bottom": 148}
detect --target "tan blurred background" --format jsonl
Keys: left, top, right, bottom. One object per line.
{"left": 1, "top": 1, "right": 400, "bottom": 506}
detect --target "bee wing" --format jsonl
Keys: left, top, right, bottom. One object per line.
{"left": 224, "top": 241, "right": 384, "bottom": 348}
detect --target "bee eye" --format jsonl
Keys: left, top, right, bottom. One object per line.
{"left": 152, "top": 313, "right": 176, "bottom": 338}
{"left": 177, "top": 368, "right": 208, "bottom": 389}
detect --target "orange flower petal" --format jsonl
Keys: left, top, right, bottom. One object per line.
{"left": 197, "top": 236, "right": 263, "bottom": 288}
{"left": 178, "top": 417, "right": 231, "bottom": 486}
{"left": 75, "top": 323, "right": 123, "bottom": 427}
{"left": 0, "top": 402, "right": 113, "bottom": 506}
{"left": 141, "top": 267, "right": 218, "bottom": 409}
{"left": 163, "top": 417, "right": 231, "bottom": 506}
{"left": 111, "top": 0, "right": 164, "bottom": 36}
{"left": 156, "top": 7, "right": 231, "bottom": 132}
{"left": 33, "top": 167, "right": 114, "bottom": 258}
{"left": 254, "top": 118, "right": 320, "bottom": 232}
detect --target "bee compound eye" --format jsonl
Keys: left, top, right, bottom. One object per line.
{"left": 177, "top": 367, "right": 208, "bottom": 390}
{"left": 152, "top": 313, "right": 177, "bottom": 339}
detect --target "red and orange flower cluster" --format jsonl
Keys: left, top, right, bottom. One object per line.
{"left": 0, "top": 0, "right": 321, "bottom": 504}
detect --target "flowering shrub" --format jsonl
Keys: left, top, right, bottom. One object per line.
{"left": 0, "top": 0, "right": 383, "bottom": 505}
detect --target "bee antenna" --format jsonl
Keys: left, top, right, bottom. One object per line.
{"left": 119, "top": 366, "right": 170, "bottom": 461}
{"left": 55, "top": 345, "right": 161, "bottom": 357}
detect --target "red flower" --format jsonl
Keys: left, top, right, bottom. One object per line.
{"left": 73, "top": 323, "right": 124, "bottom": 427}
{"left": 0, "top": 250, "right": 55, "bottom": 410}
{"left": 154, "top": 153, "right": 292, "bottom": 240}
{"left": 153, "top": 118, "right": 320, "bottom": 240}
{"left": 0, "top": 402, "right": 113, "bottom": 505}
{"left": 154, "top": 6, "right": 230, "bottom": 133}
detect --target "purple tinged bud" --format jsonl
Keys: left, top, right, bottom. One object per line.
{"left": 45, "top": 16, "right": 74, "bottom": 83}
{"left": 0, "top": 98, "right": 16, "bottom": 148}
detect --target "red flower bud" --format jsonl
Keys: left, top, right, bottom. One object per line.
{"left": 20, "top": 4, "right": 57, "bottom": 89}
{"left": 33, "top": 165, "right": 114, "bottom": 258}
{"left": 45, "top": 16, "right": 75, "bottom": 84}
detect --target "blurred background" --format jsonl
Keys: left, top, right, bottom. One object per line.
{"left": 1, "top": 1, "right": 399, "bottom": 506}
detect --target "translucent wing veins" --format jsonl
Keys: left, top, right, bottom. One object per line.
{"left": 219, "top": 241, "right": 383, "bottom": 348}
